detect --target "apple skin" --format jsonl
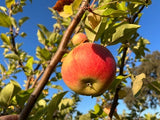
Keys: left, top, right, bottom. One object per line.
{"left": 71, "top": 33, "right": 88, "bottom": 45}
{"left": 61, "top": 43, "right": 116, "bottom": 96}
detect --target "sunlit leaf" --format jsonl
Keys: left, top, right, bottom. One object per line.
{"left": 0, "top": 64, "right": 6, "bottom": 74}
{"left": 108, "top": 75, "right": 128, "bottom": 91}
{"left": 10, "top": 17, "right": 17, "bottom": 28}
{"left": 72, "top": 0, "right": 82, "bottom": 10}
{"left": 5, "top": 53, "right": 19, "bottom": 60}
{"left": 132, "top": 73, "right": 145, "bottom": 96}
{"left": 85, "top": 12, "right": 107, "bottom": 42}
{"left": 58, "top": 98, "right": 74, "bottom": 110}
{"left": 0, "top": 80, "right": 21, "bottom": 106}
{"left": 93, "top": 104, "right": 103, "bottom": 115}
{"left": 51, "top": 85, "right": 63, "bottom": 91}
{"left": 0, "top": 6, "right": 7, "bottom": 13}
{"left": 119, "top": 0, "right": 145, "bottom": 4}
{"left": 37, "top": 24, "right": 51, "bottom": 39}
{"left": 0, "top": 12, "right": 11, "bottom": 27}
{"left": 103, "top": 23, "right": 140, "bottom": 45}
{"left": 18, "top": 17, "right": 29, "bottom": 27}
{"left": 5, "top": 0, "right": 15, "bottom": 8}
{"left": 36, "top": 46, "right": 51, "bottom": 61}
{"left": 103, "top": 8, "right": 127, "bottom": 17}
{"left": 0, "top": 33, "right": 10, "bottom": 45}
{"left": 37, "top": 30, "right": 46, "bottom": 45}
{"left": 59, "top": 4, "right": 73, "bottom": 18}
{"left": 26, "top": 57, "right": 34, "bottom": 70}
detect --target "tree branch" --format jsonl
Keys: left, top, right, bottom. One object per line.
{"left": 19, "top": 0, "right": 90, "bottom": 119}
{"left": 108, "top": 3, "right": 147, "bottom": 119}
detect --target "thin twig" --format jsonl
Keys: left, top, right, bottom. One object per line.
{"left": 31, "top": 70, "right": 44, "bottom": 89}
{"left": 19, "top": 0, "right": 90, "bottom": 119}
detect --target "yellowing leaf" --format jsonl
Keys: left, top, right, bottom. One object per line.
{"left": 88, "top": 12, "right": 101, "bottom": 29}
{"left": 59, "top": 4, "right": 73, "bottom": 18}
{"left": 132, "top": 73, "right": 146, "bottom": 96}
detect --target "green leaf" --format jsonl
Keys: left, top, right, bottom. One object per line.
{"left": 0, "top": 83, "right": 14, "bottom": 106}
{"left": 37, "top": 24, "right": 51, "bottom": 39}
{"left": 132, "top": 37, "right": 150, "bottom": 59}
{"left": 51, "top": 85, "right": 63, "bottom": 91}
{"left": 10, "top": 17, "right": 17, "bottom": 28}
{"left": 117, "top": 1, "right": 127, "bottom": 11}
{"left": 85, "top": 11, "right": 107, "bottom": 42}
{"left": 5, "top": 0, "right": 15, "bottom": 8}
{"left": 93, "top": 104, "right": 103, "bottom": 115}
{"left": 148, "top": 81, "right": 160, "bottom": 94}
{"left": 58, "top": 98, "right": 75, "bottom": 110}
{"left": 0, "top": 12, "right": 12, "bottom": 27}
{"left": 103, "top": 8, "right": 127, "bottom": 17}
{"left": 48, "top": 32, "right": 57, "bottom": 45}
{"left": 0, "top": 64, "right": 6, "bottom": 74}
{"left": 0, "top": 80, "right": 21, "bottom": 106}
{"left": 0, "top": 33, "right": 10, "bottom": 45}
{"left": 72, "top": 0, "right": 82, "bottom": 10}
{"left": 119, "top": 0, "right": 145, "bottom": 4}
{"left": 20, "top": 32, "right": 27, "bottom": 37}
{"left": 108, "top": 75, "right": 128, "bottom": 91}
{"left": 26, "top": 57, "right": 34, "bottom": 70}
{"left": 15, "top": 88, "right": 34, "bottom": 107}
{"left": 132, "top": 73, "right": 145, "bottom": 96}
{"left": 5, "top": 53, "right": 19, "bottom": 60}
{"left": 46, "top": 91, "right": 67, "bottom": 120}
{"left": 18, "top": 17, "right": 29, "bottom": 27}
{"left": 103, "top": 23, "right": 140, "bottom": 45}
{"left": 36, "top": 46, "right": 51, "bottom": 61}
{"left": 37, "top": 29, "right": 46, "bottom": 45}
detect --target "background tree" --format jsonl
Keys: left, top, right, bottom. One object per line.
{"left": 124, "top": 51, "right": 160, "bottom": 119}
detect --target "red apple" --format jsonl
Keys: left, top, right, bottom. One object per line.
{"left": 61, "top": 43, "right": 116, "bottom": 96}
{"left": 71, "top": 33, "right": 88, "bottom": 45}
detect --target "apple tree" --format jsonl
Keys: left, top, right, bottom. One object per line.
{"left": 0, "top": 0, "right": 159, "bottom": 120}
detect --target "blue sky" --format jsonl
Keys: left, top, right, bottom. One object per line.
{"left": 0, "top": 0, "right": 160, "bottom": 117}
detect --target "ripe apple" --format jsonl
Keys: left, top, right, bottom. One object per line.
{"left": 71, "top": 33, "right": 88, "bottom": 45}
{"left": 61, "top": 43, "right": 116, "bottom": 96}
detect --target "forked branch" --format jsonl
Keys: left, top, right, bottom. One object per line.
{"left": 19, "top": 0, "right": 90, "bottom": 119}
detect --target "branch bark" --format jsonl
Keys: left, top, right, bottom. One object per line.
{"left": 19, "top": 0, "right": 90, "bottom": 119}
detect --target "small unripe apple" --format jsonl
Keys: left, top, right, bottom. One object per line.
{"left": 71, "top": 33, "right": 88, "bottom": 45}
{"left": 61, "top": 43, "right": 116, "bottom": 96}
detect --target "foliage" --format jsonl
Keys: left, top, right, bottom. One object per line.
{"left": 124, "top": 51, "right": 160, "bottom": 114}
{"left": 0, "top": 0, "right": 159, "bottom": 120}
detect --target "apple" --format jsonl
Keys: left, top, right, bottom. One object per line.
{"left": 61, "top": 43, "right": 116, "bottom": 96}
{"left": 71, "top": 33, "right": 88, "bottom": 45}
